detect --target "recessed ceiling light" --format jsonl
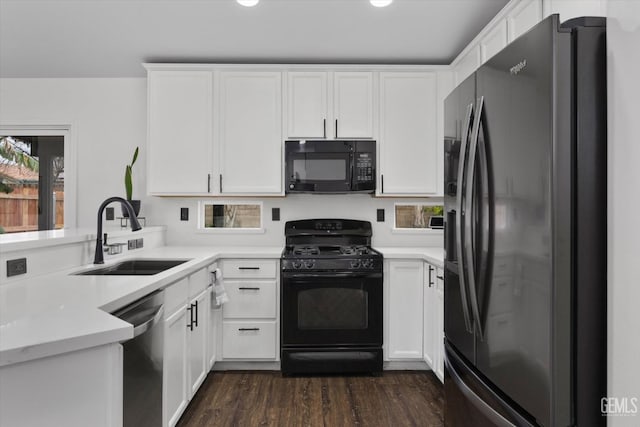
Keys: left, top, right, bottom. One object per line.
{"left": 237, "top": 0, "right": 259, "bottom": 7}
{"left": 370, "top": 0, "right": 393, "bottom": 7}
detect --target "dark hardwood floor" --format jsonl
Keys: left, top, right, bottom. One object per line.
{"left": 177, "top": 371, "right": 444, "bottom": 427}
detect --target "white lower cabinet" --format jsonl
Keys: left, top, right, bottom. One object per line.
{"left": 423, "top": 262, "right": 436, "bottom": 369}
{"left": 434, "top": 267, "right": 445, "bottom": 382}
{"left": 222, "top": 321, "right": 277, "bottom": 359}
{"left": 219, "top": 258, "right": 279, "bottom": 361}
{"left": 187, "top": 288, "right": 209, "bottom": 398}
{"left": 387, "top": 260, "right": 424, "bottom": 360}
{"left": 163, "top": 266, "right": 212, "bottom": 427}
{"left": 164, "top": 305, "right": 188, "bottom": 427}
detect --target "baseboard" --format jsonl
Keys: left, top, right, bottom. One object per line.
{"left": 211, "top": 360, "right": 430, "bottom": 372}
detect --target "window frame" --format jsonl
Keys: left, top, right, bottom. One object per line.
{"left": 0, "top": 125, "right": 76, "bottom": 231}
{"left": 197, "top": 200, "right": 265, "bottom": 234}
{"left": 392, "top": 201, "right": 444, "bottom": 234}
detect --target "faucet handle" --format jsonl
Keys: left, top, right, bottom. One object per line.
{"left": 103, "top": 233, "right": 108, "bottom": 245}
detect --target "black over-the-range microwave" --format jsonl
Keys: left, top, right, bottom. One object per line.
{"left": 284, "top": 140, "right": 376, "bottom": 194}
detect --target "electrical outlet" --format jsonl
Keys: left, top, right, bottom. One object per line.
{"left": 105, "top": 207, "right": 115, "bottom": 221}
{"left": 272, "top": 207, "right": 280, "bottom": 221}
{"left": 180, "top": 207, "right": 189, "bottom": 221}
{"left": 128, "top": 239, "right": 136, "bottom": 250}
{"left": 136, "top": 238, "right": 144, "bottom": 249}
{"left": 377, "top": 209, "right": 385, "bottom": 222}
{"left": 7, "top": 258, "right": 27, "bottom": 277}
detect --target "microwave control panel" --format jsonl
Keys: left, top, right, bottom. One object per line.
{"left": 355, "top": 153, "right": 374, "bottom": 182}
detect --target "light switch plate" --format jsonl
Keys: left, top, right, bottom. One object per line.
{"left": 105, "top": 207, "right": 114, "bottom": 221}
{"left": 377, "top": 209, "right": 385, "bottom": 222}
{"left": 180, "top": 208, "right": 189, "bottom": 221}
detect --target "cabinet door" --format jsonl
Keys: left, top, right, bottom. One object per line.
{"left": 207, "top": 286, "right": 221, "bottom": 370}
{"left": 187, "top": 289, "right": 208, "bottom": 399}
{"left": 507, "top": 0, "right": 542, "bottom": 42}
{"left": 148, "top": 70, "right": 213, "bottom": 195}
{"left": 387, "top": 260, "right": 424, "bottom": 359}
{"left": 423, "top": 263, "right": 436, "bottom": 369}
{"left": 480, "top": 20, "right": 508, "bottom": 64}
{"left": 454, "top": 45, "right": 481, "bottom": 86}
{"left": 164, "top": 306, "right": 188, "bottom": 427}
{"left": 435, "top": 267, "right": 445, "bottom": 383}
{"left": 287, "top": 72, "right": 328, "bottom": 138}
{"left": 333, "top": 72, "right": 374, "bottom": 138}
{"left": 379, "top": 72, "right": 438, "bottom": 195}
{"left": 219, "top": 71, "right": 282, "bottom": 194}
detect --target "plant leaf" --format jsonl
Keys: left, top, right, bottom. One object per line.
{"left": 131, "top": 146, "right": 139, "bottom": 167}
{"left": 125, "top": 165, "right": 132, "bottom": 200}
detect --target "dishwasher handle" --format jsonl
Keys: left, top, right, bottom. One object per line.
{"left": 119, "top": 304, "right": 164, "bottom": 338}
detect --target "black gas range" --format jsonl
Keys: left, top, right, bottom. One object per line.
{"left": 280, "top": 219, "right": 383, "bottom": 375}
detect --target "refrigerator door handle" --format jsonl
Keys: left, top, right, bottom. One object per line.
{"left": 445, "top": 349, "right": 517, "bottom": 427}
{"left": 465, "top": 96, "right": 485, "bottom": 341}
{"left": 456, "top": 102, "right": 474, "bottom": 333}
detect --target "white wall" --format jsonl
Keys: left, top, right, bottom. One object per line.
{"left": 607, "top": 1, "right": 640, "bottom": 424}
{"left": 0, "top": 78, "right": 442, "bottom": 248}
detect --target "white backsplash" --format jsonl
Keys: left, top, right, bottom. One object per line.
{"left": 144, "top": 194, "right": 444, "bottom": 248}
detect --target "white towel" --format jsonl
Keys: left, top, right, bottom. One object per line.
{"left": 213, "top": 268, "right": 229, "bottom": 306}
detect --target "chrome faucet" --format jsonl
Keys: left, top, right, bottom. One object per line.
{"left": 94, "top": 197, "right": 142, "bottom": 264}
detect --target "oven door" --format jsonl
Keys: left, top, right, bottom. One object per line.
{"left": 281, "top": 271, "right": 382, "bottom": 347}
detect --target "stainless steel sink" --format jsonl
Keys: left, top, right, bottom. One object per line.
{"left": 75, "top": 259, "right": 190, "bottom": 276}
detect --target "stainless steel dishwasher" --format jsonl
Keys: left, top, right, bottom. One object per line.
{"left": 114, "top": 290, "right": 165, "bottom": 427}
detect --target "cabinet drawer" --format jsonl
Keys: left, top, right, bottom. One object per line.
{"left": 222, "top": 321, "right": 277, "bottom": 359}
{"left": 165, "top": 277, "right": 188, "bottom": 315}
{"left": 223, "top": 280, "right": 277, "bottom": 319}
{"left": 221, "top": 259, "right": 277, "bottom": 279}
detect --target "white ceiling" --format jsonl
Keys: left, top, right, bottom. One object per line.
{"left": 0, "top": 0, "right": 509, "bottom": 78}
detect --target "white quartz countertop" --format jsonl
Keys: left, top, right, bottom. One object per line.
{"left": 375, "top": 247, "right": 444, "bottom": 267}
{"left": 0, "top": 246, "right": 282, "bottom": 367}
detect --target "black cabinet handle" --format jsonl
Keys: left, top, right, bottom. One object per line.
{"left": 323, "top": 118, "right": 326, "bottom": 138}
{"left": 193, "top": 300, "right": 198, "bottom": 328}
{"left": 186, "top": 305, "right": 194, "bottom": 331}
{"left": 219, "top": 174, "right": 223, "bottom": 193}
{"left": 238, "top": 266, "right": 260, "bottom": 270}
{"left": 335, "top": 119, "right": 338, "bottom": 138}
{"left": 238, "top": 287, "right": 260, "bottom": 290}
{"left": 238, "top": 328, "right": 260, "bottom": 332}
{"left": 207, "top": 174, "right": 211, "bottom": 193}
{"left": 428, "top": 265, "right": 434, "bottom": 287}
{"left": 437, "top": 275, "right": 444, "bottom": 280}
{"left": 381, "top": 174, "right": 384, "bottom": 194}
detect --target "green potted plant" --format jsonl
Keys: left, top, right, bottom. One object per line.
{"left": 123, "top": 146, "right": 140, "bottom": 217}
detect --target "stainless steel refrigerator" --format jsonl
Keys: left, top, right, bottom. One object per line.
{"left": 443, "top": 15, "right": 606, "bottom": 427}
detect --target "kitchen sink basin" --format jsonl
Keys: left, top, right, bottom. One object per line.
{"left": 75, "top": 259, "right": 190, "bottom": 276}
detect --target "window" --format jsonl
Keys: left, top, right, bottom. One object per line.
{"left": 394, "top": 203, "right": 444, "bottom": 230}
{"left": 199, "top": 202, "right": 262, "bottom": 231}
{"left": 0, "top": 135, "right": 65, "bottom": 234}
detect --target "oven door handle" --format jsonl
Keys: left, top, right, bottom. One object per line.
{"left": 283, "top": 272, "right": 382, "bottom": 279}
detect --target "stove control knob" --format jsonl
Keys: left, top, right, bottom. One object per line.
{"left": 361, "top": 259, "right": 372, "bottom": 269}
{"left": 292, "top": 261, "right": 303, "bottom": 270}
{"left": 304, "top": 260, "right": 315, "bottom": 269}
{"left": 350, "top": 260, "right": 362, "bottom": 269}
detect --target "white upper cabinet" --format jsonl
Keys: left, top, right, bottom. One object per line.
{"left": 379, "top": 72, "right": 438, "bottom": 195}
{"left": 286, "top": 72, "right": 328, "bottom": 138}
{"left": 480, "top": 19, "right": 508, "bottom": 64}
{"left": 454, "top": 45, "right": 481, "bottom": 86}
{"left": 285, "top": 71, "right": 374, "bottom": 140}
{"left": 333, "top": 72, "right": 374, "bottom": 139}
{"left": 507, "top": 0, "right": 543, "bottom": 43}
{"left": 147, "top": 70, "right": 213, "bottom": 195}
{"left": 218, "top": 71, "right": 283, "bottom": 195}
